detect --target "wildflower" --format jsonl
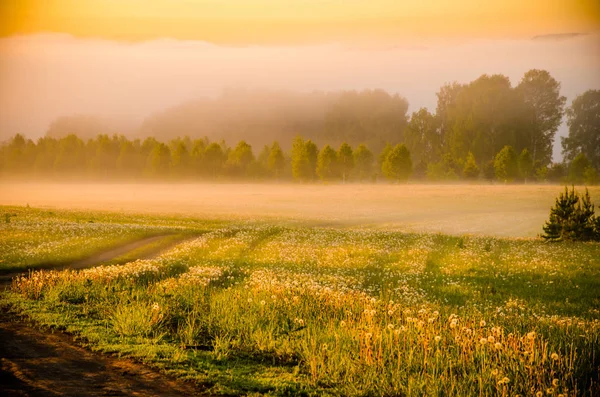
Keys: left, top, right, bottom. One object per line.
{"left": 494, "top": 342, "right": 502, "bottom": 350}
{"left": 247, "top": 298, "right": 253, "bottom": 303}
{"left": 546, "top": 388, "right": 554, "bottom": 394}
{"left": 552, "top": 379, "right": 559, "bottom": 387}
{"left": 388, "top": 324, "right": 394, "bottom": 330}
{"left": 536, "top": 392, "right": 543, "bottom": 397}
{"left": 480, "top": 338, "right": 488, "bottom": 345}
{"left": 152, "top": 302, "right": 160, "bottom": 311}
{"left": 340, "top": 320, "right": 347, "bottom": 327}
{"left": 551, "top": 352, "right": 559, "bottom": 360}
{"left": 491, "top": 369, "right": 499, "bottom": 376}
{"left": 480, "top": 320, "right": 486, "bottom": 327}
{"left": 502, "top": 377, "right": 510, "bottom": 384}
{"left": 260, "top": 300, "right": 266, "bottom": 306}
{"left": 527, "top": 331, "right": 536, "bottom": 340}
{"left": 487, "top": 335, "right": 495, "bottom": 343}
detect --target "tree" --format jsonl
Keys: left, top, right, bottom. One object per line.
{"left": 562, "top": 90, "right": 600, "bottom": 170}
{"left": 462, "top": 152, "right": 480, "bottom": 180}
{"left": 405, "top": 108, "right": 441, "bottom": 164}
{"left": 353, "top": 144, "right": 374, "bottom": 181}
{"left": 316, "top": 145, "right": 338, "bottom": 181}
{"left": 542, "top": 187, "right": 598, "bottom": 241}
{"left": 378, "top": 144, "right": 392, "bottom": 171}
{"left": 337, "top": 142, "right": 354, "bottom": 183}
{"left": 147, "top": 142, "right": 171, "bottom": 176}
{"left": 494, "top": 145, "right": 518, "bottom": 182}
{"left": 568, "top": 153, "right": 591, "bottom": 184}
{"left": 267, "top": 141, "right": 285, "bottom": 178}
{"left": 518, "top": 148, "right": 534, "bottom": 183}
{"left": 291, "top": 136, "right": 313, "bottom": 181}
{"left": 226, "top": 140, "right": 254, "bottom": 177}
{"left": 382, "top": 144, "right": 412, "bottom": 182}
{"left": 323, "top": 89, "right": 409, "bottom": 153}
{"left": 445, "top": 75, "right": 530, "bottom": 162}
{"left": 203, "top": 142, "right": 226, "bottom": 177}
{"left": 305, "top": 140, "right": 318, "bottom": 180}
{"left": 171, "top": 141, "right": 190, "bottom": 177}
{"left": 516, "top": 69, "right": 566, "bottom": 166}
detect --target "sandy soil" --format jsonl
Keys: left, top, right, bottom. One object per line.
{"left": 0, "top": 315, "right": 204, "bottom": 397}
{"left": 2, "top": 182, "right": 599, "bottom": 237}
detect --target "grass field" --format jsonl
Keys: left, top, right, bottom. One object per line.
{"left": 1, "top": 185, "right": 599, "bottom": 396}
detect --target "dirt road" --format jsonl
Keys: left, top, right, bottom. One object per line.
{"left": 0, "top": 235, "right": 207, "bottom": 396}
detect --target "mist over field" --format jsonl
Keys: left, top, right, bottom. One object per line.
{"left": 2, "top": 182, "right": 599, "bottom": 237}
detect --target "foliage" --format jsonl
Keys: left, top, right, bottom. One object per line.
{"left": 462, "top": 152, "right": 480, "bottom": 180}
{"left": 562, "top": 90, "right": 600, "bottom": 170}
{"left": 516, "top": 69, "right": 566, "bottom": 166}
{"left": 3, "top": 212, "right": 600, "bottom": 396}
{"left": 382, "top": 144, "right": 412, "bottom": 181}
{"left": 542, "top": 186, "right": 600, "bottom": 241}
{"left": 352, "top": 144, "right": 374, "bottom": 181}
{"left": 337, "top": 142, "right": 354, "bottom": 183}
{"left": 518, "top": 148, "right": 533, "bottom": 182}
{"left": 494, "top": 145, "right": 518, "bottom": 182}
{"left": 267, "top": 142, "right": 285, "bottom": 178}
{"left": 316, "top": 145, "right": 338, "bottom": 181}
{"left": 569, "top": 153, "right": 591, "bottom": 184}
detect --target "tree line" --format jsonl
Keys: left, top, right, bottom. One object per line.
{"left": 1, "top": 70, "right": 598, "bottom": 184}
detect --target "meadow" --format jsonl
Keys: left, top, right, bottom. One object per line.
{"left": 1, "top": 184, "right": 599, "bottom": 396}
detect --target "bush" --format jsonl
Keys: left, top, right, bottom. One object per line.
{"left": 542, "top": 186, "right": 600, "bottom": 241}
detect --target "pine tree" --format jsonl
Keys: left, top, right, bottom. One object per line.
{"left": 542, "top": 186, "right": 599, "bottom": 241}
{"left": 462, "top": 152, "right": 479, "bottom": 180}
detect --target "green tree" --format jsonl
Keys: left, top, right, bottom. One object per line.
{"left": 382, "top": 144, "right": 412, "bottom": 182}
{"left": 568, "top": 153, "right": 591, "bottom": 184}
{"left": 147, "top": 142, "right": 171, "bottom": 177}
{"left": 516, "top": 69, "right": 566, "bottom": 166}
{"left": 116, "top": 139, "right": 142, "bottom": 177}
{"left": 518, "top": 148, "right": 534, "bottom": 183}
{"left": 305, "top": 140, "right": 318, "bottom": 180}
{"left": 337, "top": 142, "right": 354, "bottom": 183}
{"left": 54, "top": 135, "right": 86, "bottom": 175}
{"left": 562, "top": 90, "right": 600, "bottom": 170}
{"left": 316, "top": 145, "right": 338, "bottom": 181}
{"left": 494, "top": 145, "right": 518, "bottom": 182}
{"left": 542, "top": 187, "right": 598, "bottom": 241}
{"left": 462, "top": 152, "right": 480, "bottom": 180}
{"left": 226, "top": 140, "right": 254, "bottom": 177}
{"left": 353, "top": 144, "right": 374, "bottom": 181}
{"left": 203, "top": 142, "right": 226, "bottom": 177}
{"left": 267, "top": 141, "right": 285, "bottom": 178}
{"left": 171, "top": 141, "right": 190, "bottom": 178}
{"left": 405, "top": 108, "right": 441, "bottom": 164}
{"left": 291, "top": 136, "right": 311, "bottom": 181}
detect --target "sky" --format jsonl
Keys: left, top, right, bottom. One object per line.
{"left": 1, "top": 0, "right": 599, "bottom": 160}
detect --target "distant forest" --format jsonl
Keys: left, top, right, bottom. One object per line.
{"left": 1, "top": 70, "right": 599, "bottom": 184}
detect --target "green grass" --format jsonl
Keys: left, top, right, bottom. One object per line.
{"left": 1, "top": 207, "right": 599, "bottom": 396}
{"left": 0, "top": 206, "right": 223, "bottom": 273}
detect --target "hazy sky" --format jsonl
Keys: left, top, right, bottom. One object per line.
{"left": 1, "top": 1, "right": 599, "bottom": 160}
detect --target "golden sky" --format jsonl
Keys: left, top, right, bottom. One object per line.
{"left": 1, "top": 0, "right": 600, "bottom": 44}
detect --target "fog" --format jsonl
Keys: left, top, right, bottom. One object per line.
{"left": 2, "top": 182, "right": 599, "bottom": 237}
{"left": 1, "top": 32, "right": 599, "bottom": 159}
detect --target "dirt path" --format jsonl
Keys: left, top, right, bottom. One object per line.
{"left": 0, "top": 315, "right": 203, "bottom": 397}
{"left": 0, "top": 234, "right": 187, "bottom": 288}
{"left": 0, "top": 234, "right": 208, "bottom": 396}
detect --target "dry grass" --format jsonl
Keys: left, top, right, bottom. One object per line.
{"left": 1, "top": 182, "right": 599, "bottom": 237}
